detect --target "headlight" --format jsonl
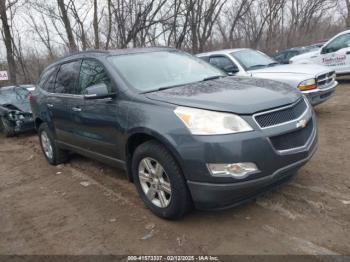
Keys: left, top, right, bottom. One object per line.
{"left": 174, "top": 107, "right": 253, "bottom": 135}
{"left": 6, "top": 111, "right": 24, "bottom": 121}
{"left": 298, "top": 78, "right": 317, "bottom": 91}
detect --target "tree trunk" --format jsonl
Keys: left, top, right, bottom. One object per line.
{"left": 105, "top": 0, "right": 112, "bottom": 49}
{"left": 57, "top": 0, "right": 78, "bottom": 52}
{"left": 346, "top": 0, "right": 350, "bottom": 28}
{"left": 93, "top": 0, "right": 99, "bottom": 49}
{"left": 0, "top": 0, "right": 17, "bottom": 84}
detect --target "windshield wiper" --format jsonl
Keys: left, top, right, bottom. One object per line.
{"left": 267, "top": 62, "right": 279, "bottom": 67}
{"left": 202, "top": 75, "right": 224, "bottom": 81}
{"left": 143, "top": 83, "right": 187, "bottom": 93}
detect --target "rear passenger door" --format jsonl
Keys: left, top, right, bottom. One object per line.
{"left": 50, "top": 60, "right": 82, "bottom": 144}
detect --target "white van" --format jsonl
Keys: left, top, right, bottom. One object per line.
{"left": 290, "top": 30, "right": 350, "bottom": 75}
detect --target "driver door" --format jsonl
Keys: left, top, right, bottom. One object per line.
{"left": 72, "top": 59, "right": 124, "bottom": 160}
{"left": 318, "top": 33, "right": 350, "bottom": 74}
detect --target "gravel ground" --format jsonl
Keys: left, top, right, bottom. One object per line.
{"left": 0, "top": 80, "right": 349, "bottom": 255}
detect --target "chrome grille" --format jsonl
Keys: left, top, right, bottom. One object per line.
{"left": 254, "top": 98, "right": 308, "bottom": 128}
{"left": 270, "top": 120, "right": 314, "bottom": 151}
{"left": 317, "top": 71, "right": 335, "bottom": 88}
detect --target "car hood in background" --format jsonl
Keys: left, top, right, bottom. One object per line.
{"left": 250, "top": 63, "right": 329, "bottom": 78}
{"left": 290, "top": 50, "right": 319, "bottom": 63}
{"left": 145, "top": 77, "right": 301, "bottom": 114}
{"left": 0, "top": 101, "right": 32, "bottom": 113}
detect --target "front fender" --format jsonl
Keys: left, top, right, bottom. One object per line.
{"left": 126, "top": 127, "right": 186, "bottom": 174}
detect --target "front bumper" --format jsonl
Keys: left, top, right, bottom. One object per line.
{"left": 13, "top": 117, "right": 35, "bottom": 133}
{"left": 303, "top": 81, "right": 337, "bottom": 106}
{"left": 174, "top": 110, "right": 317, "bottom": 210}
{"left": 187, "top": 143, "right": 317, "bottom": 210}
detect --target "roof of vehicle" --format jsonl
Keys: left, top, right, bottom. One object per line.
{"left": 55, "top": 46, "right": 175, "bottom": 63}
{"left": 43, "top": 46, "right": 177, "bottom": 73}
{"left": 196, "top": 48, "right": 251, "bottom": 56}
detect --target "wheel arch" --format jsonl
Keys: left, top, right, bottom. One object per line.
{"left": 34, "top": 117, "right": 43, "bottom": 130}
{"left": 125, "top": 128, "right": 184, "bottom": 182}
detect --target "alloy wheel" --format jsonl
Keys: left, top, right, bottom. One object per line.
{"left": 40, "top": 131, "right": 53, "bottom": 160}
{"left": 138, "top": 157, "right": 172, "bottom": 208}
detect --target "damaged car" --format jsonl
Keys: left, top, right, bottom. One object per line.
{"left": 0, "top": 86, "right": 35, "bottom": 137}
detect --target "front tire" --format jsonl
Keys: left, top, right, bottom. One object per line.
{"left": 0, "top": 117, "right": 16, "bottom": 137}
{"left": 38, "top": 123, "right": 69, "bottom": 165}
{"left": 132, "top": 140, "right": 192, "bottom": 219}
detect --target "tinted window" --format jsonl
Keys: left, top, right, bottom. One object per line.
{"left": 44, "top": 69, "right": 57, "bottom": 93}
{"left": 323, "top": 33, "right": 350, "bottom": 53}
{"left": 274, "top": 52, "right": 286, "bottom": 62}
{"left": 38, "top": 67, "right": 56, "bottom": 92}
{"left": 55, "top": 60, "right": 81, "bottom": 94}
{"left": 285, "top": 51, "right": 299, "bottom": 60}
{"left": 78, "top": 59, "right": 112, "bottom": 94}
{"left": 209, "top": 56, "right": 236, "bottom": 71}
{"left": 108, "top": 51, "right": 225, "bottom": 92}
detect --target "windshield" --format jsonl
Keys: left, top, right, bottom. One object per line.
{"left": 231, "top": 50, "right": 278, "bottom": 71}
{"left": 0, "top": 87, "right": 30, "bottom": 105}
{"left": 108, "top": 51, "right": 226, "bottom": 92}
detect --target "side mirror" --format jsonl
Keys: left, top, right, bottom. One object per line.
{"left": 84, "top": 83, "right": 115, "bottom": 99}
{"left": 223, "top": 65, "right": 239, "bottom": 75}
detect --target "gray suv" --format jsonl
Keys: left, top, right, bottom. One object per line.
{"left": 30, "top": 48, "right": 317, "bottom": 219}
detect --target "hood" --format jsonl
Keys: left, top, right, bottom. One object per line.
{"left": 145, "top": 77, "right": 301, "bottom": 114}
{"left": 290, "top": 50, "right": 319, "bottom": 62}
{"left": 1, "top": 101, "right": 32, "bottom": 113}
{"left": 250, "top": 63, "right": 329, "bottom": 77}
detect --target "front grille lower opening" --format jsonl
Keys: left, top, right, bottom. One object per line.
{"left": 269, "top": 120, "right": 314, "bottom": 151}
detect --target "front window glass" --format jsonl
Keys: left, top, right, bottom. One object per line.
{"left": 231, "top": 50, "right": 278, "bottom": 71}
{"left": 323, "top": 33, "right": 350, "bottom": 53}
{"left": 108, "top": 51, "right": 225, "bottom": 92}
{"left": 55, "top": 60, "right": 81, "bottom": 94}
{"left": 78, "top": 59, "right": 112, "bottom": 94}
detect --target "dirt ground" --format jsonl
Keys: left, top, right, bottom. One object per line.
{"left": 0, "top": 80, "right": 350, "bottom": 256}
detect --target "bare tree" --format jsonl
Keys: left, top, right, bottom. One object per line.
{"left": 0, "top": 0, "right": 17, "bottom": 84}
{"left": 69, "top": 0, "right": 90, "bottom": 50}
{"left": 188, "top": 0, "right": 227, "bottom": 53}
{"left": 105, "top": 0, "right": 112, "bottom": 49}
{"left": 93, "top": 0, "right": 99, "bottom": 49}
{"left": 26, "top": 13, "right": 55, "bottom": 58}
{"left": 57, "top": 0, "right": 77, "bottom": 52}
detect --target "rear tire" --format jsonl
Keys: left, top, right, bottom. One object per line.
{"left": 132, "top": 140, "right": 193, "bottom": 219}
{"left": 38, "top": 123, "right": 69, "bottom": 165}
{"left": 0, "top": 117, "right": 16, "bottom": 137}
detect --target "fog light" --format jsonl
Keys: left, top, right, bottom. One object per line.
{"left": 207, "top": 163, "right": 259, "bottom": 179}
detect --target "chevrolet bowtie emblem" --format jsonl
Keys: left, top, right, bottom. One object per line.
{"left": 296, "top": 119, "right": 307, "bottom": 128}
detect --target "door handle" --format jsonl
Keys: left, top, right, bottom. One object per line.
{"left": 47, "top": 103, "right": 54, "bottom": 108}
{"left": 72, "top": 107, "right": 82, "bottom": 112}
